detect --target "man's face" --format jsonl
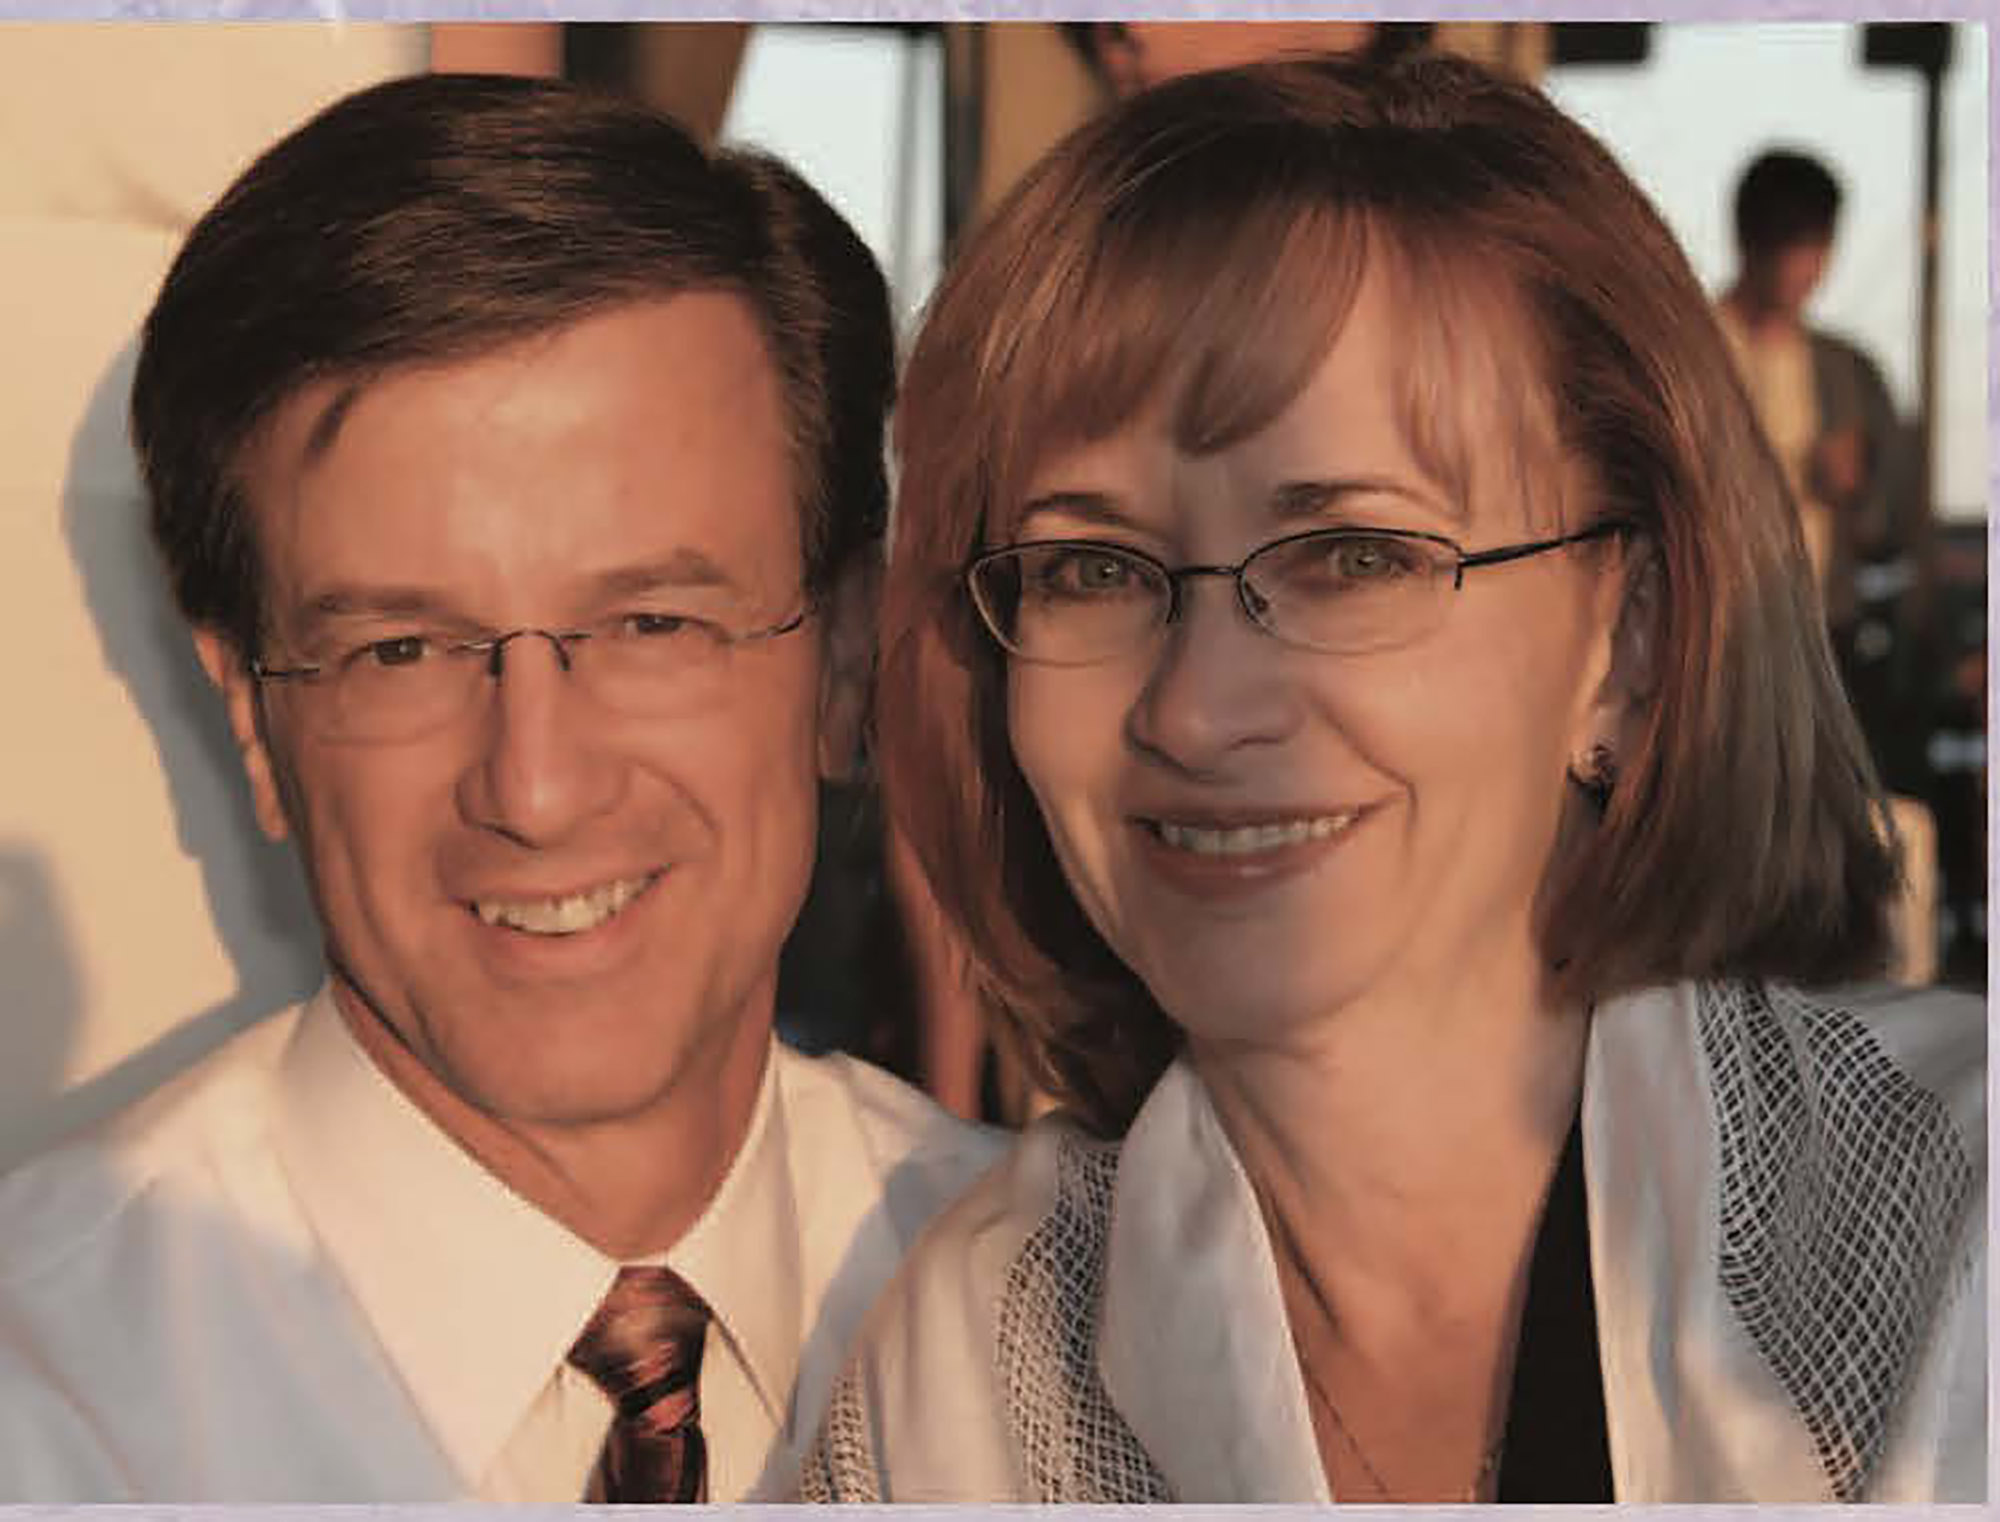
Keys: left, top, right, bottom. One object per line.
{"left": 1747, "top": 236, "right": 1831, "bottom": 321}
{"left": 201, "top": 295, "right": 827, "bottom": 1133}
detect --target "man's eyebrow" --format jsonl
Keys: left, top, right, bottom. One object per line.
{"left": 289, "top": 553, "right": 750, "bottom": 634}
{"left": 1016, "top": 490, "right": 1150, "bottom": 536}
{"left": 298, "top": 585, "right": 465, "bottom": 624}
{"left": 588, "top": 551, "right": 744, "bottom": 599}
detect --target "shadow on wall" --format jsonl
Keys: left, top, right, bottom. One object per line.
{"left": 0, "top": 846, "right": 83, "bottom": 1170}
{"left": 12, "top": 337, "right": 322, "bottom": 1170}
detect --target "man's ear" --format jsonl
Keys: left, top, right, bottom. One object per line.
{"left": 815, "top": 558, "right": 880, "bottom": 783}
{"left": 191, "top": 626, "right": 291, "bottom": 843}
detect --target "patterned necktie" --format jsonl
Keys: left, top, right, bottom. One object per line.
{"left": 568, "top": 1265, "right": 712, "bottom": 1503}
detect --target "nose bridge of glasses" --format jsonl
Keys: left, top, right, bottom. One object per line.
{"left": 478, "top": 626, "right": 587, "bottom": 680}
{"left": 1163, "top": 561, "right": 1268, "bottom": 630}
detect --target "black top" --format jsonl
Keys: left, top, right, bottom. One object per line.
{"left": 1493, "top": 1110, "right": 1615, "bottom": 1502}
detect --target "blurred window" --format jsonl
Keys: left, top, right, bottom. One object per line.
{"left": 721, "top": 23, "right": 945, "bottom": 339}
{"left": 1545, "top": 22, "right": 1986, "bottom": 521}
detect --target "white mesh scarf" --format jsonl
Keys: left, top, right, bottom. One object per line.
{"left": 799, "top": 980, "right": 1978, "bottom": 1503}
{"left": 1699, "top": 982, "right": 1977, "bottom": 1500}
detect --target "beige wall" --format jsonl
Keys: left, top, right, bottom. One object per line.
{"left": 0, "top": 24, "right": 429, "bottom": 1170}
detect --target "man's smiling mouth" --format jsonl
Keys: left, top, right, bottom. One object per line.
{"left": 470, "top": 872, "right": 662, "bottom": 936}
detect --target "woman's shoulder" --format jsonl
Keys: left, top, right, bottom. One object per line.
{"left": 1598, "top": 977, "right": 1981, "bottom": 1139}
{"left": 1589, "top": 979, "right": 1983, "bottom": 1499}
{"left": 896, "top": 1103, "right": 1123, "bottom": 1293}
{"left": 1696, "top": 977, "right": 1983, "bottom": 1142}
{"left": 797, "top": 1109, "right": 1130, "bottom": 1502}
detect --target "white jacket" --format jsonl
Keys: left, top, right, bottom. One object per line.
{"left": 801, "top": 981, "right": 1985, "bottom": 1502}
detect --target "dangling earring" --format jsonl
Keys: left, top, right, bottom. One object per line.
{"left": 1571, "top": 741, "right": 1616, "bottom": 806}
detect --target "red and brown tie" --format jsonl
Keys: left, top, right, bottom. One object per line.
{"left": 568, "top": 1266, "right": 712, "bottom": 1503}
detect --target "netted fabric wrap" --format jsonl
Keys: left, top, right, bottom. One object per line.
{"left": 796, "top": 1130, "right": 1173, "bottom": 1502}
{"left": 994, "top": 1133, "right": 1175, "bottom": 1502}
{"left": 1697, "top": 982, "right": 1977, "bottom": 1501}
{"left": 795, "top": 1359, "right": 877, "bottom": 1502}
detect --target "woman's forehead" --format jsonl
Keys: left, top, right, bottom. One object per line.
{"left": 998, "top": 246, "right": 1567, "bottom": 539}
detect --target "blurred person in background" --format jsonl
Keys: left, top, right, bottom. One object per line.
{"left": 1718, "top": 149, "right": 1942, "bottom": 986}
{"left": 1715, "top": 147, "right": 1907, "bottom": 629}
{"left": 1063, "top": 20, "right": 1382, "bottom": 97}
{"left": 802, "top": 52, "right": 1983, "bottom": 1503}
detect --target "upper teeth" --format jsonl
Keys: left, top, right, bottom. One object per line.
{"left": 1154, "top": 814, "right": 1358, "bottom": 855}
{"left": 474, "top": 875, "right": 652, "bottom": 935}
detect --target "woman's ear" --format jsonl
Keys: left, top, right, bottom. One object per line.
{"left": 1571, "top": 537, "right": 1662, "bottom": 794}
{"left": 1606, "top": 537, "right": 1661, "bottom": 710}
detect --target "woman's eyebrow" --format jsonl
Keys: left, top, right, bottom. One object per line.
{"left": 1267, "top": 476, "right": 1464, "bottom": 524}
{"left": 1016, "top": 489, "right": 1151, "bottom": 535}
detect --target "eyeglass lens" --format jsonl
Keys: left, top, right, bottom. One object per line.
{"left": 971, "top": 531, "right": 1458, "bottom": 664}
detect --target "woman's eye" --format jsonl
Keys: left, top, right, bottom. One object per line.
{"left": 1328, "top": 537, "right": 1420, "bottom": 580}
{"left": 1038, "top": 549, "right": 1141, "bottom": 596}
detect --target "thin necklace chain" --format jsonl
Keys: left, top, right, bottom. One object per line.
{"left": 1295, "top": 1348, "right": 1502, "bottom": 1503}
{"left": 1261, "top": 1184, "right": 1503, "bottom": 1504}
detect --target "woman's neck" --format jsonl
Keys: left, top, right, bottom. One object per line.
{"left": 1188, "top": 954, "right": 1587, "bottom": 1336}
{"left": 1188, "top": 958, "right": 1590, "bottom": 1500}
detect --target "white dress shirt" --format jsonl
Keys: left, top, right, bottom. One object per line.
{"left": 0, "top": 985, "right": 1001, "bottom": 1501}
{"left": 802, "top": 980, "right": 1984, "bottom": 1503}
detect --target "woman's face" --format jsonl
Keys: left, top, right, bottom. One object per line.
{"left": 1004, "top": 262, "right": 1626, "bottom": 1045}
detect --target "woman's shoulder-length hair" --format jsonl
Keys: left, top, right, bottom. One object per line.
{"left": 878, "top": 50, "right": 1898, "bottom": 1136}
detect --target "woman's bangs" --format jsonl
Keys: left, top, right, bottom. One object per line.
{"left": 986, "top": 165, "right": 1368, "bottom": 534}
{"left": 1382, "top": 227, "right": 1569, "bottom": 531}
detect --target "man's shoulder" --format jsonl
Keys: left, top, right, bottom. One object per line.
{"left": 1806, "top": 325, "right": 1895, "bottom": 398}
{"left": 0, "top": 1005, "right": 303, "bottom": 1291}
{"left": 772, "top": 1043, "right": 1007, "bottom": 1219}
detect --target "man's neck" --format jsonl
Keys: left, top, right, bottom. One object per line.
{"left": 333, "top": 980, "right": 772, "bottom": 1261}
{"left": 1722, "top": 281, "right": 1802, "bottom": 344}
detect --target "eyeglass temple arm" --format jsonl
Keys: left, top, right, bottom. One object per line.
{"left": 1455, "top": 522, "right": 1625, "bottom": 584}
{"left": 249, "top": 658, "right": 320, "bottom": 682}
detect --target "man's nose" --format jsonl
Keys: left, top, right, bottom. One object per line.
{"left": 457, "top": 632, "right": 626, "bottom": 847}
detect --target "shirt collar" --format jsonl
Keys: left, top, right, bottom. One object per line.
{"left": 271, "top": 984, "right": 800, "bottom": 1487}
{"left": 1096, "top": 1059, "right": 1330, "bottom": 1503}
{"left": 660, "top": 1033, "right": 803, "bottom": 1430}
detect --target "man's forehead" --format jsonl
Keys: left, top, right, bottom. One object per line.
{"left": 237, "top": 295, "right": 802, "bottom": 620}
{"left": 252, "top": 291, "right": 780, "bottom": 476}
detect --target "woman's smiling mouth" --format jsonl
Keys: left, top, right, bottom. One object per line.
{"left": 1143, "top": 811, "right": 1364, "bottom": 856}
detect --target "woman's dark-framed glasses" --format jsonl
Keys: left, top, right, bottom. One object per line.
{"left": 964, "top": 523, "right": 1622, "bottom": 665}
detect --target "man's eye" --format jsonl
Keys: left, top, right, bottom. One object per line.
{"left": 612, "top": 610, "right": 737, "bottom": 646}
{"left": 354, "top": 635, "right": 433, "bottom": 669}
{"left": 619, "top": 611, "right": 698, "bottom": 638}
